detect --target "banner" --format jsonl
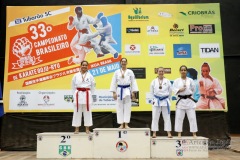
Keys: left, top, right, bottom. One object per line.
{"left": 4, "top": 4, "right": 227, "bottom": 112}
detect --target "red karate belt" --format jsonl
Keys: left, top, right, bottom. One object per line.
{"left": 76, "top": 88, "right": 90, "bottom": 112}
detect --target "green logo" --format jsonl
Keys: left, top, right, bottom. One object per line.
{"left": 128, "top": 8, "right": 149, "bottom": 21}
{"left": 179, "top": 12, "right": 187, "bottom": 16}
{"left": 59, "top": 145, "right": 71, "bottom": 157}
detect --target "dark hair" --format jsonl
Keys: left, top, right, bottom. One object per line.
{"left": 187, "top": 68, "right": 198, "bottom": 79}
{"left": 120, "top": 58, "right": 127, "bottom": 63}
{"left": 80, "top": 60, "right": 88, "bottom": 66}
{"left": 179, "top": 65, "right": 187, "bottom": 71}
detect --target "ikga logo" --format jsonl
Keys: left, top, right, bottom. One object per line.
{"left": 169, "top": 23, "right": 184, "bottom": 37}
{"left": 17, "top": 95, "right": 28, "bottom": 107}
{"left": 59, "top": 145, "right": 71, "bottom": 157}
{"left": 125, "top": 44, "right": 141, "bottom": 55}
{"left": 116, "top": 140, "right": 128, "bottom": 152}
{"left": 148, "top": 44, "right": 165, "bottom": 56}
{"left": 189, "top": 24, "right": 215, "bottom": 34}
{"left": 199, "top": 43, "right": 220, "bottom": 58}
{"left": 128, "top": 7, "right": 149, "bottom": 21}
{"left": 147, "top": 26, "right": 159, "bottom": 35}
{"left": 173, "top": 44, "right": 192, "bottom": 58}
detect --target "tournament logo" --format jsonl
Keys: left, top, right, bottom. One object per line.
{"left": 64, "top": 95, "right": 73, "bottom": 102}
{"left": 147, "top": 26, "right": 159, "bottom": 35}
{"left": 59, "top": 145, "right": 71, "bottom": 157}
{"left": 176, "top": 149, "right": 183, "bottom": 156}
{"left": 17, "top": 95, "right": 28, "bottom": 107}
{"left": 126, "top": 28, "right": 141, "bottom": 33}
{"left": 128, "top": 7, "right": 149, "bottom": 21}
{"left": 11, "top": 37, "right": 42, "bottom": 69}
{"left": 173, "top": 44, "right": 192, "bottom": 58}
{"left": 116, "top": 140, "right": 128, "bottom": 152}
{"left": 169, "top": 23, "right": 184, "bottom": 37}
{"left": 199, "top": 43, "right": 220, "bottom": 58}
{"left": 189, "top": 24, "right": 215, "bottom": 34}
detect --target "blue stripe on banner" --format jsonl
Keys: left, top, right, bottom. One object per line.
{"left": 89, "top": 62, "right": 120, "bottom": 77}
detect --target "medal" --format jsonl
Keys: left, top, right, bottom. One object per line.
{"left": 158, "top": 78, "right": 163, "bottom": 90}
{"left": 159, "top": 86, "right": 162, "bottom": 89}
{"left": 122, "top": 75, "right": 124, "bottom": 78}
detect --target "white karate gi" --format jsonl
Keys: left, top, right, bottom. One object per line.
{"left": 150, "top": 78, "right": 172, "bottom": 132}
{"left": 67, "top": 14, "right": 101, "bottom": 62}
{"left": 72, "top": 71, "right": 95, "bottom": 127}
{"left": 173, "top": 77, "right": 198, "bottom": 133}
{"left": 110, "top": 69, "right": 138, "bottom": 124}
{"left": 196, "top": 76, "right": 225, "bottom": 109}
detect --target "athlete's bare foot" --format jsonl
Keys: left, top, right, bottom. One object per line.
{"left": 178, "top": 132, "right": 181, "bottom": 138}
{"left": 74, "top": 127, "right": 79, "bottom": 134}
{"left": 118, "top": 124, "right": 124, "bottom": 129}
{"left": 152, "top": 131, "right": 157, "bottom": 138}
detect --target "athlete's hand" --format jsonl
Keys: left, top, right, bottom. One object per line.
{"left": 113, "top": 92, "right": 117, "bottom": 100}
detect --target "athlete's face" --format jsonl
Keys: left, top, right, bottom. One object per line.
{"left": 158, "top": 68, "right": 164, "bottom": 77}
{"left": 121, "top": 59, "right": 127, "bottom": 68}
{"left": 80, "top": 62, "right": 88, "bottom": 73}
{"left": 201, "top": 66, "right": 210, "bottom": 77}
{"left": 180, "top": 66, "right": 187, "bottom": 78}
{"left": 75, "top": 8, "right": 82, "bottom": 17}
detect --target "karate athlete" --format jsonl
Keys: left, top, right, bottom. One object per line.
{"left": 110, "top": 58, "right": 138, "bottom": 129}
{"left": 150, "top": 67, "right": 172, "bottom": 138}
{"left": 196, "top": 62, "right": 225, "bottom": 109}
{"left": 67, "top": 6, "right": 104, "bottom": 64}
{"left": 71, "top": 60, "right": 95, "bottom": 134}
{"left": 95, "top": 16, "right": 119, "bottom": 59}
{"left": 173, "top": 65, "right": 198, "bottom": 138}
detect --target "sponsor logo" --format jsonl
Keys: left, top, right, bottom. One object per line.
{"left": 13, "top": 11, "right": 51, "bottom": 25}
{"left": 158, "top": 12, "right": 172, "bottom": 18}
{"left": 17, "top": 95, "right": 28, "bottom": 107}
{"left": 148, "top": 44, "right": 165, "bottom": 56}
{"left": 38, "top": 94, "right": 54, "bottom": 106}
{"left": 170, "top": 23, "right": 184, "bottom": 37}
{"left": 64, "top": 95, "right": 73, "bottom": 102}
{"left": 59, "top": 145, "right": 71, "bottom": 157}
{"left": 154, "top": 68, "right": 171, "bottom": 74}
{"left": 199, "top": 43, "right": 220, "bottom": 58}
{"left": 128, "top": 7, "right": 149, "bottom": 21}
{"left": 126, "top": 27, "right": 141, "bottom": 33}
{"left": 173, "top": 44, "right": 192, "bottom": 58}
{"left": 189, "top": 24, "right": 215, "bottom": 34}
{"left": 147, "top": 26, "right": 159, "bottom": 35}
{"left": 176, "top": 149, "right": 183, "bottom": 156}
{"left": 116, "top": 140, "right": 128, "bottom": 152}
{"left": 125, "top": 44, "right": 141, "bottom": 55}
{"left": 179, "top": 10, "right": 215, "bottom": 16}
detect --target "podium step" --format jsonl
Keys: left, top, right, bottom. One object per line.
{"left": 151, "top": 136, "right": 208, "bottom": 158}
{"left": 36, "top": 132, "right": 93, "bottom": 158}
{"left": 93, "top": 128, "right": 150, "bottom": 158}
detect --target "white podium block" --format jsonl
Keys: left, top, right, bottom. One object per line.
{"left": 93, "top": 128, "right": 150, "bottom": 158}
{"left": 151, "top": 136, "right": 208, "bottom": 158}
{"left": 36, "top": 132, "right": 93, "bottom": 158}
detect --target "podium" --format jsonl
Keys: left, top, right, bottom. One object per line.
{"left": 93, "top": 128, "right": 150, "bottom": 158}
{"left": 151, "top": 136, "right": 208, "bottom": 158}
{"left": 36, "top": 130, "right": 208, "bottom": 159}
{"left": 36, "top": 132, "right": 93, "bottom": 158}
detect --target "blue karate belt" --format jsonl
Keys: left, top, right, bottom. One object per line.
{"left": 154, "top": 95, "right": 170, "bottom": 114}
{"left": 118, "top": 85, "right": 130, "bottom": 100}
